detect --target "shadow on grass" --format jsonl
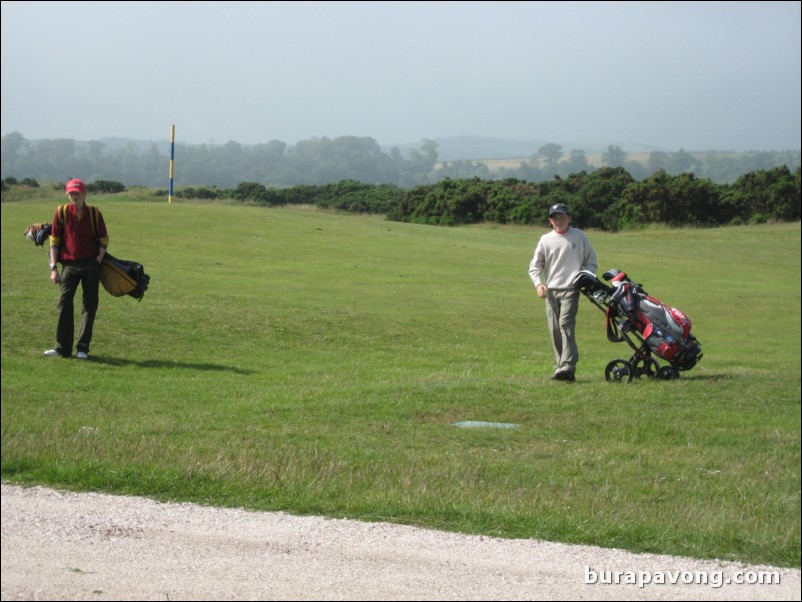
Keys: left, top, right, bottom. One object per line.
{"left": 573, "top": 373, "right": 735, "bottom": 384}
{"left": 676, "top": 373, "right": 735, "bottom": 381}
{"left": 86, "top": 355, "right": 255, "bottom": 374}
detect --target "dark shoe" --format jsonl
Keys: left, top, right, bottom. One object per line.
{"left": 553, "top": 371, "right": 575, "bottom": 382}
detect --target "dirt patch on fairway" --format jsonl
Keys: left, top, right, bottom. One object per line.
{"left": 2, "top": 483, "right": 799, "bottom": 601}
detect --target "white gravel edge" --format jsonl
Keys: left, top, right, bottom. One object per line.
{"left": 2, "top": 482, "right": 799, "bottom": 601}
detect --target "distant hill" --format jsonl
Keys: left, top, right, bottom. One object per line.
{"left": 382, "top": 136, "right": 672, "bottom": 162}
{"left": 3, "top": 132, "right": 798, "bottom": 187}
{"left": 18, "top": 134, "right": 680, "bottom": 163}
{"left": 94, "top": 137, "right": 171, "bottom": 153}
{"left": 381, "top": 136, "right": 547, "bottom": 161}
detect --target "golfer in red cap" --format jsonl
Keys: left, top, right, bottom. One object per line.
{"left": 44, "top": 179, "right": 109, "bottom": 359}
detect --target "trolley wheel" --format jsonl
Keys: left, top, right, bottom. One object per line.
{"left": 632, "top": 357, "right": 658, "bottom": 379}
{"left": 658, "top": 366, "right": 678, "bottom": 380}
{"left": 605, "top": 359, "right": 633, "bottom": 383}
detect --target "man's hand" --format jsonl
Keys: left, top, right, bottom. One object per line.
{"left": 536, "top": 284, "right": 548, "bottom": 299}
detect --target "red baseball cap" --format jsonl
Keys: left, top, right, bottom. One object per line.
{"left": 65, "top": 178, "right": 86, "bottom": 193}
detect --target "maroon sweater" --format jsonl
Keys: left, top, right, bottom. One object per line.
{"left": 49, "top": 203, "right": 109, "bottom": 261}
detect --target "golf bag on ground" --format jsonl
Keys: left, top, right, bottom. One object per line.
{"left": 573, "top": 269, "right": 703, "bottom": 382}
{"left": 100, "top": 254, "right": 150, "bottom": 301}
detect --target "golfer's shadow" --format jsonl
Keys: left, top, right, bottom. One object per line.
{"left": 88, "top": 355, "right": 255, "bottom": 374}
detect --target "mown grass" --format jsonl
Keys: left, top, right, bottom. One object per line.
{"left": 2, "top": 188, "right": 800, "bottom": 567}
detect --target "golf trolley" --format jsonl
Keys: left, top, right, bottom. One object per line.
{"left": 573, "top": 269, "right": 703, "bottom": 383}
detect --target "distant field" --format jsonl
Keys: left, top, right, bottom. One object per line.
{"left": 438, "top": 154, "right": 652, "bottom": 171}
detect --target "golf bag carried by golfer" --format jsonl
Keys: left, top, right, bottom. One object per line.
{"left": 99, "top": 254, "right": 150, "bottom": 301}
{"left": 572, "top": 269, "right": 702, "bottom": 382}
{"left": 25, "top": 220, "right": 150, "bottom": 301}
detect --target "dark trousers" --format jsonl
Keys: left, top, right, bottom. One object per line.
{"left": 54, "top": 259, "right": 100, "bottom": 356}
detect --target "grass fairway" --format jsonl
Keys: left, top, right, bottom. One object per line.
{"left": 2, "top": 192, "right": 800, "bottom": 567}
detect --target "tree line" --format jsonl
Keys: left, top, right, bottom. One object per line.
{"left": 8, "top": 163, "right": 796, "bottom": 232}
{"left": 385, "top": 167, "right": 800, "bottom": 230}
{"left": 2, "top": 131, "right": 799, "bottom": 189}
{"left": 161, "top": 164, "right": 802, "bottom": 229}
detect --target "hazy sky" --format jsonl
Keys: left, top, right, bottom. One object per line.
{"left": 2, "top": 1, "right": 800, "bottom": 151}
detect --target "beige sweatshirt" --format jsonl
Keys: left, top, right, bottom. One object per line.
{"left": 529, "top": 227, "right": 598, "bottom": 290}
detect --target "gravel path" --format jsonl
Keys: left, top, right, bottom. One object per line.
{"left": 2, "top": 483, "right": 799, "bottom": 601}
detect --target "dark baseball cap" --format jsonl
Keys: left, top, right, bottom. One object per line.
{"left": 548, "top": 203, "right": 570, "bottom": 217}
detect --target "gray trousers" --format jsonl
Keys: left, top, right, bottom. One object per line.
{"left": 545, "top": 288, "right": 580, "bottom": 374}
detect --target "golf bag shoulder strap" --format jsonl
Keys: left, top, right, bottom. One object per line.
{"left": 606, "top": 307, "right": 625, "bottom": 342}
{"left": 58, "top": 203, "right": 99, "bottom": 242}
{"left": 89, "top": 205, "right": 99, "bottom": 238}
